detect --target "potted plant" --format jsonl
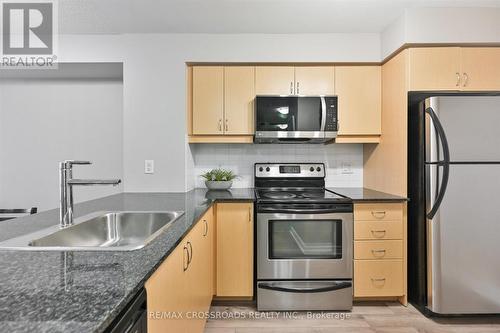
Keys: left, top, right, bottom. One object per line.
{"left": 201, "top": 168, "right": 238, "bottom": 190}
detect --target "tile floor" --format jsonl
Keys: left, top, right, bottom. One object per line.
{"left": 204, "top": 303, "right": 500, "bottom": 333}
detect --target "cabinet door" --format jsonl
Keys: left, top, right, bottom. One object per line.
{"left": 224, "top": 67, "right": 255, "bottom": 134}
{"left": 192, "top": 66, "right": 224, "bottom": 135}
{"left": 216, "top": 202, "right": 253, "bottom": 297}
{"left": 185, "top": 218, "right": 210, "bottom": 333}
{"left": 335, "top": 66, "right": 381, "bottom": 136}
{"left": 295, "top": 66, "right": 335, "bottom": 95}
{"left": 461, "top": 47, "right": 500, "bottom": 91}
{"left": 255, "top": 66, "right": 295, "bottom": 95}
{"left": 408, "top": 47, "right": 461, "bottom": 91}
{"left": 145, "top": 242, "right": 188, "bottom": 333}
{"left": 199, "top": 208, "right": 214, "bottom": 308}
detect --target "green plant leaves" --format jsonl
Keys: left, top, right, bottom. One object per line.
{"left": 200, "top": 168, "right": 238, "bottom": 181}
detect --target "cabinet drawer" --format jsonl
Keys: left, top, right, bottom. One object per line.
{"left": 354, "top": 260, "right": 404, "bottom": 297}
{"left": 354, "top": 203, "right": 403, "bottom": 221}
{"left": 354, "top": 240, "right": 403, "bottom": 259}
{"left": 354, "top": 221, "right": 403, "bottom": 240}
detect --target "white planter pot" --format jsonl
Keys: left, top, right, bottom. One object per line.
{"left": 205, "top": 180, "right": 233, "bottom": 190}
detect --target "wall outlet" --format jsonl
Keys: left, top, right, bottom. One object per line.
{"left": 341, "top": 162, "right": 353, "bottom": 174}
{"left": 145, "top": 160, "right": 154, "bottom": 174}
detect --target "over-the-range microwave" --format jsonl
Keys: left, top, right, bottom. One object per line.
{"left": 254, "top": 95, "right": 338, "bottom": 144}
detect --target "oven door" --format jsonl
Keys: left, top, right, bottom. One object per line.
{"left": 257, "top": 206, "right": 353, "bottom": 280}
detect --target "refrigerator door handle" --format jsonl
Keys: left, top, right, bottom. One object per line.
{"left": 425, "top": 106, "right": 450, "bottom": 220}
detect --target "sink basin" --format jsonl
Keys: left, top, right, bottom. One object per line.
{"left": 0, "top": 211, "right": 184, "bottom": 251}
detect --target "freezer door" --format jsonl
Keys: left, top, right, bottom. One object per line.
{"left": 427, "top": 164, "right": 500, "bottom": 314}
{"left": 432, "top": 96, "right": 500, "bottom": 162}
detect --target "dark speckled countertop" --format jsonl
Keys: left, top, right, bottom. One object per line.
{"left": 0, "top": 189, "right": 254, "bottom": 333}
{"left": 327, "top": 187, "right": 407, "bottom": 202}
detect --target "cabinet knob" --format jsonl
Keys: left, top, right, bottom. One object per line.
{"left": 218, "top": 119, "right": 222, "bottom": 132}
{"left": 463, "top": 72, "right": 469, "bottom": 87}
{"left": 296, "top": 81, "right": 300, "bottom": 94}
{"left": 225, "top": 118, "right": 229, "bottom": 132}
{"left": 290, "top": 81, "right": 293, "bottom": 94}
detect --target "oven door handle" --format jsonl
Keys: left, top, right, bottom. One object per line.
{"left": 257, "top": 281, "right": 352, "bottom": 293}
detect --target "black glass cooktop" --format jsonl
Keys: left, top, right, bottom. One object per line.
{"left": 255, "top": 188, "right": 349, "bottom": 203}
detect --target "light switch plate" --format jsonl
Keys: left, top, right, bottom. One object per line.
{"left": 145, "top": 160, "right": 154, "bottom": 174}
{"left": 341, "top": 162, "right": 353, "bottom": 174}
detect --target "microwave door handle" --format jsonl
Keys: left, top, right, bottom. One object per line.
{"left": 320, "top": 97, "right": 327, "bottom": 131}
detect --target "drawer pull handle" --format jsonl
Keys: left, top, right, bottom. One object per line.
{"left": 371, "top": 211, "right": 386, "bottom": 219}
{"left": 371, "top": 230, "right": 387, "bottom": 237}
{"left": 371, "top": 249, "right": 387, "bottom": 256}
{"left": 371, "top": 278, "right": 386, "bottom": 283}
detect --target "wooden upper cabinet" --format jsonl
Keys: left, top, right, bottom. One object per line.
{"left": 295, "top": 66, "right": 335, "bottom": 95}
{"left": 408, "top": 47, "right": 461, "bottom": 91}
{"left": 224, "top": 66, "right": 255, "bottom": 135}
{"left": 460, "top": 48, "right": 500, "bottom": 91}
{"left": 335, "top": 66, "right": 381, "bottom": 136}
{"left": 255, "top": 66, "right": 295, "bottom": 95}
{"left": 192, "top": 66, "right": 224, "bottom": 135}
{"left": 216, "top": 202, "right": 253, "bottom": 297}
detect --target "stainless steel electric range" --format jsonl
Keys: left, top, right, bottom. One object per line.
{"left": 255, "top": 163, "right": 354, "bottom": 311}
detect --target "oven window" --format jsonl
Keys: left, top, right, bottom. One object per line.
{"left": 269, "top": 219, "right": 342, "bottom": 259}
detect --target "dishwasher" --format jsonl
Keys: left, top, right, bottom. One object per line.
{"left": 107, "top": 289, "right": 147, "bottom": 333}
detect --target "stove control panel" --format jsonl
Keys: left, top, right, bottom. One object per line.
{"left": 255, "top": 163, "right": 325, "bottom": 178}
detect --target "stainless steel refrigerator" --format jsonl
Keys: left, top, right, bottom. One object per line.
{"left": 408, "top": 95, "right": 500, "bottom": 315}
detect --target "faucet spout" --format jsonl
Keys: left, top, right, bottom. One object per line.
{"left": 59, "top": 160, "right": 121, "bottom": 228}
{"left": 68, "top": 179, "right": 121, "bottom": 186}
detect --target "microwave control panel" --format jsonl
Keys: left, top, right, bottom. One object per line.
{"left": 324, "top": 96, "right": 338, "bottom": 132}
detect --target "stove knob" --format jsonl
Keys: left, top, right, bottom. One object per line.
{"left": 316, "top": 166, "right": 322, "bottom": 172}
{"left": 309, "top": 167, "right": 314, "bottom": 172}
{"left": 259, "top": 167, "right": 263, "bottom": 172}
{"left": 265, "top": 167, "right": 270, "bottom": 172}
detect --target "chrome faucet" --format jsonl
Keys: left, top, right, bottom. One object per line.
{"left": 59, "top": 160, "right": 121, "bottom": 228}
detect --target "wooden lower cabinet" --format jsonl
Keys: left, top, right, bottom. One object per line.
{"left": 216, "top": 202, "right": 254, "bottom": 297}
{"left": 145, "top": 207, "right": 214, "bottom": 333}
{"left": 145, "top": 238, "right": 188, "bottom": 333}
{"left": 354, "top": 260, "right": 404, "bottom": 297}
{"left": 145, "top": 202, "right": 254, "bottom": 333}
{"left": 353, "top": 202, "right": 407, "bottom": 304}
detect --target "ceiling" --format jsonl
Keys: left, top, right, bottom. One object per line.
{"left": 59, "top": 0, "right": 500, "bottom": 34}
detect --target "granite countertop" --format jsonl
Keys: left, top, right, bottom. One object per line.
{"left": 328, "top": 187, "right": 408, "bottom": 202}
{"left": 0, "top": 188, "right": 254, "bottom": 333}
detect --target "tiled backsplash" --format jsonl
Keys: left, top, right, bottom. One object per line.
{"left": 190, "top": 144, "right": 363, "bottom": 188}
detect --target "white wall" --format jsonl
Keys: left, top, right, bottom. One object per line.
{"left": 0, "top": 64, "right": 124, "bottom": 211}
{"left": 191, "top": 144, "right": 363, "bottom": 188}
{"left": 381, "top": 7, "right": 500, "bottom": 58}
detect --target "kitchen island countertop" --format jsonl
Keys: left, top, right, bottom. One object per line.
{"left": 0, "top": 189, "right": 254, "bottom": 333}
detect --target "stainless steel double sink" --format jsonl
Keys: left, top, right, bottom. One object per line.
{"left": 0, "top": 211, "right": 184, "bottom": 251}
